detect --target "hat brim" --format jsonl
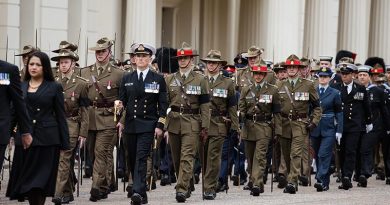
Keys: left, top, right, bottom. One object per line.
{"left": 89, "top": 45, "right": 111, "bottom": 51}
{"left": 15, "top": 51, "right": 32, "bottom": 56}
{"left": 51, "top": 55, "right": 78, "bottom": 62}
{"left": 317, "top": 72, "right": 331, "bottom": 77}
{"left": 134, "top": 51, "right": 152, "bottom": 55}
{"left": 200, "top": 58, "right": 227, "bottom": 65}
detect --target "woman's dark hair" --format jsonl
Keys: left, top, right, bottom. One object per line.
{"left": 24, "top": 51, "right": 55, "bottom": 82}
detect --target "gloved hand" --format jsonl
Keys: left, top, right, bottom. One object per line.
{"left": 200, "top": 128, "right": 208, "bottom": 143}
{"left": 366, "top": 123, "right": 373, "bottom": 133}
{"left": 335, "top": 133, "right": 342, "bottom": 145}
{"left": 306, "top": 122, "right": 316, "bottom": 132}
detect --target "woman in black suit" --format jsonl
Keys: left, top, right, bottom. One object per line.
{"left": 7, "top": 52, "right": 69, "bottom": 205}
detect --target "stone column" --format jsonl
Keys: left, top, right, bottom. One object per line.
{"left": 125, "top": 0, "right": 156, "bottom": 50}
{"left": 0, "top": 1, "right": 21, "bottom": 66}
{"left": 368, "top": 0, "right": 390, "bottom": 63}
{"left": 303, "top": 0, "right": 339, "bottom": 60}
{"left": 226, "top": 0, "right": 241, "bottom": 61}
{"left": 337, "top": 0, "right": 371, "bottom": 63}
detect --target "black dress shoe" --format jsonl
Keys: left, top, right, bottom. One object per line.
{"left": 314, "top": 182, "right": 324, "bottom": 192}
{"left": 84, "top": 167, "right": 92, "bottom": 178}
{"left": 176, "top": 192, "right": 187, "bottom": 203}
{"left": 263, "top": 175, "right": 268, "bottom": 185}
{"left": 338, "top": 177, "right": 352, "bottom": 190}
{"left": 251, "top": 186, "right": 261, "bottom": 196}
{"left": 299, "top": 175, "right": 309, "bottom": 186}
{"left": 141, "top": 195, "right": 148, "bottom": 204}
{"left": 357, "top": 175, "right": 367, "bottom": 187}
{"left": 243, "top": 181, "right": 253, "bottom": 190}
{"left": 160, "top": 174, "right": 170, "bottom": 186}
{"left": 89, "top": 188, "right": 101, "bottom": 202}
{"left": 283, "top": 183, "right": 296, "bottom": 194}
{"left": 131, "top": 193, "right": 142, "bottom": 205}
{"left": 217, "top": 183, "right": 229, "bottom": 192}
{"left": 278, "top": 175, "right": 287, "bottom": 189}
{"left": 186, "top": 190, "right": 191, "bottom": 198}
{"left": 386, "top": 177, "right": 390, "bottom": 185}
{"left": 52, "top": 197, "right": 62, "bottom": 205}
{"left": 273, "top": 175, "right": 279, "bottom": 182}
{"left": 190, "top": 178, "right": 195, "bottom": 192}
{"left": 203, "top": 192, "right": 216, "bottom": 200}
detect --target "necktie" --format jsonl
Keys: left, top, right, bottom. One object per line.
{"left": 139, "top": 72, "right": 144, "bottom": 82}
{"left": 210, "top": 77, "right": 214, "bottom": 85}
{"left": 98, "top": 67, "right": 104, "bottom": 76}
{"left": 291, "top": 81, "right": 294, "bottom": 89}
{"left": 61, "top": 77, "right": 68, "bottom": 88}
{"left": 319, "top": 87, "right": 325, "bottom": 96}
{"left": 256, "top": 84, "right": 261, "bottom": 91}
{"left": 182, "top": 74, "right": 186, "bottom": 82}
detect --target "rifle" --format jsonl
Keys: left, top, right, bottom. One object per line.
{"left": 5, "top": 35, "right": 8, "bottom": 62}
{"left": 113, "top": 33, "right": 117, "bottom": 60}
{"left": 224, "top": 118, "right": 232, "bottom": 194}
{"left": 200, "top": 139, "right": 206, "bottom": 200}
{"left": 270, "top": 122, "right": 275, "bottom": 192}
{"left": 85, "top": 37, "right": 89, "bottom": 67}
{"left": 76, "top": 141, "right": 81, "bottom": 197}
{"left": 76, "top": 28, "right": 81, "bottom": 52}
{"left": 35, "top": 29, "right": 38, "bottom": 48}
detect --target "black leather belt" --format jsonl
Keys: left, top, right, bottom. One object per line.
{"left": 246, "top": 114, "right": 272, "bottom": 122}
{"left": 281, "top": 112, "right": 307, "bottom": 120}
{"left": 170, "top": 106, "right": 200, "bottom": 114}
{"left": 90, "top": 101, "right": 114, "bottom": 108}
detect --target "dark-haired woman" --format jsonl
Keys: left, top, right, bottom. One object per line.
{"left": 7, "top": 51, "right": 69, "bottom": 205}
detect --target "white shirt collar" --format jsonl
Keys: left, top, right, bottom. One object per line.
{"left": 319, "top": 84, "right": 329, "bottom": 90}
{"left": 137, "top": 67, "right": 150, "bottom": 80}
{"left": 179, "top": 68, "right": 191, "bottom": 79}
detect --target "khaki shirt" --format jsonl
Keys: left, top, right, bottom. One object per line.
{"left": 165, "top": 69, "right": 210, "bottom": 134}
{"left": 81, "top": 63, "right": 124, "bottom": 131}
{"left": 239, "top": 82, "right": 282, "bottom": 141}
{"left": 55, "top": 71, "right": 89, "bottom": 137}
{"left": 208, "top": 74, "right": 239, "bottom": 136}
{"left": 277, "top": 78, "right": 322, "bottom": 138}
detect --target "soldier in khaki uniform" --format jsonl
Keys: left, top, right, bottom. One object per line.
{"left": 50, "top": 49, "right": 89, "bottom": 204}
{"left": 15, "top": 45, "right": 40, "bottom": 79}
{"left": 199, "top": 50, "right": 239, "bottom": 200}
{"left": 165, "top": 42, "right": 210, "bottom": 203}
{"left": 235, "top": 46, "right": 276, "bottom": 92}
{"left": 81, "top": 37, "right": 124, "bottom": 201}
{"left": 239, "top": 62, "right": 282, "bottom": 196}
{"left": 51, "top": 41, "right": 80, "bottom": 80}
{"left": 277, "top": 54, "right": 321, "bottom": 194}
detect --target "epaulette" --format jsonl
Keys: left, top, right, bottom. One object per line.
{"left": 76, "top": 75, "right": 89, "bottom": 82}
{"left": 266, "top": 82, "right": 278, "bottom": 88}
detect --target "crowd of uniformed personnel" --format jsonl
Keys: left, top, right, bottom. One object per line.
{"left": 1, "top": 37, "right": 390, "bottom": 205}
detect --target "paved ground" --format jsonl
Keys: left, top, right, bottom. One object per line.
{"left": 1, "top": 169, "right": 390, "bottom": 205}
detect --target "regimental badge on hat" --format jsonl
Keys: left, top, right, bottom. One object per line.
{"left": 338, "top": 63, "right": 356, "bottom": 73}
{"left": 89, "top": 37, "right": 113, "bottom": 51}
{"left": 131, "top": 43, "right": 155, "bottom": 56}
{"left": 318, "top": 66, "right": 332, "bottom": 77}
{"left": 251, "top": 61, "right": 268, "bottom": 73}
{"left": 284, "top": 54, "right": 303, "bottom": 67}
{"left": 173, "top": 42, "right": 199, "bottom": 58}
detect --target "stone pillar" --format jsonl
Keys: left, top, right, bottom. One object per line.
{"left": 368, "top": 0, "right": 390, "bottom": 63}
{"left": 238, "top": 0, "right": 306, "bottom": 62}
{"left": 227, "top": 0, "right": 241, "bottom": 61}
{"left": 0, "top": 0, "right": 21, "bottom": 66}
{"left": 125, "top": 0, "right": 156, "bottom": 50}
{"left": 68, "top": 0, "right": 89, "bottom": 66}
{"left": 303, "top": 0, "right": 339, "bottom": 61}
{"left": 337, "top": 0, "right": 371, "bottom": 63}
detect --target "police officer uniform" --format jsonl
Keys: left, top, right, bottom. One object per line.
{"left": 200, "top": 50, "right": 239, "bottom": 200}
{"left": 165, "top": 43, "right": 210, "bottom": 202}
{"left": 239, "top": 63, "right": 282, "bottom": 196}
{"left": 277, "top": 54, "right": 322, "bottom": 194}
{"left": 51, "top": 49, "right": 89, "bottom": 204}
{"left": 81, "top": 37, "right": 124, "bottom": 201}
{"left": 334, "top": 63, "right": 372, "bottom": 190}
{"left": 119, "top": 43, "right": 167, "bottom": 205}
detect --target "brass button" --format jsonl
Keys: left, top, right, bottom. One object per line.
{"left": 134, "top": 105, "right": 137, "bottom": 107}
{"left": 134, "top": 110, "right": 137, "bottom": 113}
{"left": 134, "top": 115, "right": 137, "bottom": 118}
{"left": 37, "top": 108, "right": 40, "bottom": 111}
{"left": 32, "top": 120, "right": 36, "bottom": 124}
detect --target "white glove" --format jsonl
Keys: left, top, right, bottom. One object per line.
{"left": 335, "top": 133, "right": 342, "bottom": 145}
{"left": 366, "top": 123, "right": 373, "bottom": 133}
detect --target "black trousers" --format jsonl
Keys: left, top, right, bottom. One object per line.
{"left": 126, "top": 132, "right": 154, "bottom": 197}
{"left": 0, "top": 144, "right": 7, "bottom": 171}
{"left": 356, "top": 131, "right": 381, "bottom": 178}
{"left": 382, "top": 133, "right": 390, "bottom": 178}
{"left": 340, "top": 131, "right": 361, "bottom": 179}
